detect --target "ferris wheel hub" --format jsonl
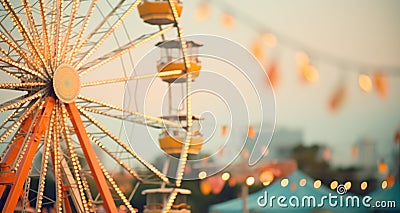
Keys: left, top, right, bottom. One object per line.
{"left": 53, "top": 64, "right": 81, "bottom": 103}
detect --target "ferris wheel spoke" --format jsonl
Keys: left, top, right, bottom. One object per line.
{"left": 97, "top": 162, "right": 136, "bottom": 212}
{"left": 0, "top": 56, "right": 46, "bottom": 80}
{"left": 80, "top": 70, "right": 184, "bottom": 88}
{"left": 77, "top": 95, "right": 182, "bottom": 129}
{"left": 65, "top": 102, "right": 119, "bottom": 212}
{"left": 1, "top": 0, "right": 50, "bottom": 74}
{"left": 162, "top": 2, "right": 192, "bottom": 212}
{"left": 79, "top": 106, "right": 161, "bottom": 129}
{"left": 53, "top": 0, "right": 64, "bottom": 66}
{"left": 0, "top": 98, "right": 42, "bottom": 144}
{"left": 21, "top": 0, "right": 44, "bottom": 57}
{"left": 53, "top": 105, "right": 64, "bottom": 212}
{"left": 0, "top": 82, "right": 46, "bottom": 91}
{"left": 67, "top": 0, "right": 98, "bottom": 64}
{"left": 0, "top": 107, "right": 21, "bottom": 131}
{"left": 38, "top": 0, "right": 50, "bottom": 61}
{"left": 59, "top": 0, "right": 79, "bottom": 61}
{"left": 60, "top": 105, "right": 93, "bottom": 212}
{"left": 78, "top": 25, "right": 173, "bottom": 76}
{"left": 77, "top": 107, "right": 170, "bottom": 184}
{"left": 73, "top": 0, "right": 142, "bottom": 69}
{"left": 87, "top": 133, "right": 143, "bottom": 182}
{"left": 35, "top": 110, "right": 53, "bottom": 212}
{"left": 1, "top": 97, "right": 55, "bottom": 213}
{"left": 0, "top": 89, "right": 44, "bottom": 113}
{"left": 0, "top": 31, "right": 40, "bottom": 71}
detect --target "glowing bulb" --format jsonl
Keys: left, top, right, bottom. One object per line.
{"left": 330, "top": 181, "right": 338, "bottom": 190}
{"left": 378, "top": 160, "right": 388, "bottom": 174}
{"left": 361, "top": 181, "right": 368, "bottom": 190}
{"left": 344, "top": 181, "right": 352, "bottom": 190}
{"left": 262, "top": 181, "right": 271, "bottom": 186}
{"left": 262, "top": 32, "right": 277, "bottom": 48}
{"left": 314, "top": 180, "right": 321, "bottom": 189}
{"left": 198, "top": 171, "right": 207, "bottom": 179}
{"left": 382, "top": 180, "right": 388, "bottom": 189}
{"left": 260, "top": 170, "right": 274, "bottom": 184}
{"left": 220, "top": 13, "right": 235, "bottom": 28}
{"left": 221, "top": 172, "right": 230, "bottom": 181}
{"left": 281, "top": 178, "right": 289, "bottom": 187}
{"left": 299, "top": 178, "right": 307, "bottom": 187}
{"left": 302, "top": 65, "right": 319, "bottom": 83}
{"left": 358, "top": 74, "right": 372, "bottom": 92}
{"left": 246, "top": 176, "right": 255, "bottom": 186}
{"left": 195, "top": 2, "right": 210, "bottom": 21}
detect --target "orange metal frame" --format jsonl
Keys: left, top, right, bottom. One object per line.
{"left": 1, "top": 98, "right": 119, "bottom": 212}
{"left": 0, "top": 115, "right": 33, "bottom": 197}
{"left": 66, "top": 102, "right": 118, "bottom": 212}
{"left": 2, "top": 97, "right": 55, "bottom": 213}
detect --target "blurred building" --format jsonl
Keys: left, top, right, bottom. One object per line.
{"left": 266, "top": 127, "right": 303, "bottom": 160}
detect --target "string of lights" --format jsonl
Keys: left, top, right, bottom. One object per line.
{"left": 195, "top": 0, "right": 400, "bottom": 76}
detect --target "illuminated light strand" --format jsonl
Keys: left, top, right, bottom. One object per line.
{"left": 61, "top": 107, "right": 90, "bottom": 212}
{"left": 78, "top": 26, "right": 174, "bottom": 76}
{"left": 0, "top": 82, "right": 46, "bottom": 90}
{"left": 0, "top": 99, "right": 43, "bottom": 144}
{"left": 60, "top": 0, "right": 80, "bottom": 60}
{"left": 22, "top": 0, "right": 44, "bottom": 59}
{"left": 209, "top": 1, "right": 400, "bottom": 75}
{"left": 13, "top": 99, "right": 47, "bottom": 171}
{"left": 0, "top": 110, "right": 27, "bottom": 161}
{"left": 67, "top": 0, "right": 98, "bottom": 64}
{"left": 162, "top": 2, "right": 193, "bottom": 212}
{"left": 79, "top": 106, "right": 162, "bottom": 129}
{"left": 164, "top": 190, "right": 178, "bottom": 213}
{"left": 36, "top": 108, "right": 55, "bottom": 212}
{"left": 55, "top": 0, "right": 65, "bottom": 66}
{"left": 0, "top": 32, "right": 40, "bottom": 71}
{"left": 77, "top": 95, "right": 181, "bottom": 128}
{"left": 74, "top": 0, "right": 142, "bottom": 69}
{"left": 0, "top": 90, "right": 44, "bottom": 113}
{"left": 80, "top": 70, "right": 183, "bottom": 87}
{"left": 0, "top": 67, "right": 20, "bottom": 80}
{"left": 71, "top": 0, "right": 123, "bottom": 61}
{"left": 77, "top": 107, "right": 170, "bottom": 184}
{"left": 87, "top": 133, "right": 143, "bottom": 182}
{"left": 1, "top": 0, "right": 50, "bottom": 74}
{"left": 0, "top": 56, "right": 45, "bottom": 80}
{"left": 53, "top": 105, "right": 63, "bottom": 212}
{"left": 49, "top": 0, "right": 59, "bottom": 65}
{"left": 39, "top": 0, "right": 50, "bottom": 60}
{"left": 0, "top": 109, "right": 19, "bottom": 135}
{"left": 98, "top": 162, "right": 135, "bottom": 212}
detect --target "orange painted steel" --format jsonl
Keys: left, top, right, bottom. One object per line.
{"left": 0, "top": 115, "right": 33, "bottom": 199}
{"left": 2, "top": 97, "right": 55, "bottom": 213}
{"left": 0, "top": 115, "right": 33, "bottom": 171}
{"left": 65, "top": 102, "right": 118, "bottom": 212}
{"left": 63, "top": 186, "right": 73, "bottom": 213}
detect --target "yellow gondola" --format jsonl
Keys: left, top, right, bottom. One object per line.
{"left": 138, "top": 0, "right": 183, "bottom": 25}
{"left": 158, "top": 115, "right": 203, "bottom": 155}
{"left": 142, "top": 188, "right": 191, "bottom": 213}
{"left": 156, "top": 40, "right": 203, "bottom": 83}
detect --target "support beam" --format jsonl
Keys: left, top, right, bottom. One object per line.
{"left": 0, "top": 115, "right": 33, "bottom": 197}
{"left": 65, "top": 103, "right": 118, "bottom": 212}
{"left": 2, "top": 97, "right": 55, "bottom": 213}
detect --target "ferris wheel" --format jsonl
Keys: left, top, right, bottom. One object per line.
{"left": 0, "top": 0, "right": 202, "bottom": 212}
